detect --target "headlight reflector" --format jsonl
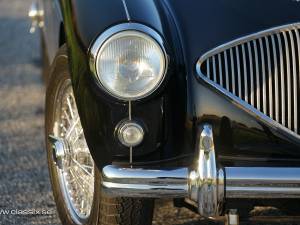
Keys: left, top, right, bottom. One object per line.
{"left": 92, "top": 29, "right": 167, "bottom": 100}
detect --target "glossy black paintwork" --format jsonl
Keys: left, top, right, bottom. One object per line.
{"left": 57, "top": 0, "right": 300, "bottom": 168}
{"left": 59, "top": 0, "right": 186, "bottom": 169}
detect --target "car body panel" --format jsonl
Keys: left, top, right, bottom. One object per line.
{"left": 42, "top": 0, "right": 62, "bottom": 63}
{"left": 42, "top": 0, "right": 300, "bottom": 169}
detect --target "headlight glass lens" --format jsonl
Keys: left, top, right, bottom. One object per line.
{"left": 95, "top": 31, "right": 166, "bottom": 100}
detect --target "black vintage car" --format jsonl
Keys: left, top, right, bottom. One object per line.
{"left": 29, "top": 0, "right": 300, "bottom": 224}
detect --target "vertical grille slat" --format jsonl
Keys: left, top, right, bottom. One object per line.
{"left": 271, "top": 35, "right": 279, "bottom": 122}
{"left": 197, "top": 23, "right": 300, "bottom": 138}
{"left": 241, "top": 44, "right": 249, "bottom": 103}
{"left": 253, "top": 40, "right": 261, "bottom": 110}
{"left": 277, "top": 33, "right": 286, "bottom": 126}
{"left": 288, "top": 30, "right": 297, "bottom": 133}
{"left": 247, "top": 42, "right": 255, "bottom": 106}
{"left": 259, "top": 38, "right": 267, "bottom": 114}
{"left": 218, "top": 53, "right": 223, "bottom": 86}
{"left": 206, "top": 58, "right": 210, "bottom": 79}
{"left": 224, "top": 50, "right": 230, "bottom": 91}
{"left": 212, "top": 55, "right": 217, "bottom": 83}
{"left": 265, "top": 36, "right": 273, "bottom": 119}
{"left": 282, "top": 32, "right": 292, "bottom": 130}
{"left": 295, "top": 29, "right": 300, "bottom": 133}
{"left": 230, "top": 48, "right": 236, "bottom": 95}
{"left": 235, "top": 46, "right": 242, "bottom": 98}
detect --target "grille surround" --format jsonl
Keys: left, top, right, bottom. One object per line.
{"left": 196, "top": 23, "right": 300, "bottom": 140}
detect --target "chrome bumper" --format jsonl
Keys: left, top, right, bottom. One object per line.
{"left": 101, "top": 124, "right": 300, "bottom": 218}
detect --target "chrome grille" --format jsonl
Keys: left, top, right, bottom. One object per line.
{"left": 196, "top": 23, "right": 300, "bottom": 138}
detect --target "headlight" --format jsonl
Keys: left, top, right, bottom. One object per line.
{"left": 90, "top": 24, "right": 167, "bottom": 100}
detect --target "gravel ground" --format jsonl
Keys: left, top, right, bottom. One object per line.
{"left": 0, "top": 0, "right": 60, "bottom": 224}
{"left": 0, "top": 1, "right": 297, "bottom": 225}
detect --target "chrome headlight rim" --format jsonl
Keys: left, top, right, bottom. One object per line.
{"left": 89, "top": 23, "right": 168, "bottom": 101}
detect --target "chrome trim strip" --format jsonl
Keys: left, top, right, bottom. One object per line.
{"left": 121, "top": 0, "right": 131, "bottom": 21}
{"left": 226, "top": 167, "right": 300, "bottom": 198}
{"left": 128, "top": 100, "right": 132, "bottom": 121}
{"left": 129, "top": 146, "right": 133, "bottom": 164}
{"left": 128, "top": 100, "right": 133, "bottom": 162}
{"left": 295, "top": 29, "right": 300, "bottom": 133}
{"left": 197, "top": 23, "right": 300, "bottom": 60}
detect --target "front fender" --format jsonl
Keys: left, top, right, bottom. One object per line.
{"left": 58, "top": 0, "right": 188, "bottom": 169}
{"left": 59, "top": 0, "right": 127, "bottom": 168}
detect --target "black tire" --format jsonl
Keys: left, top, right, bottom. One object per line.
{"left": 45, "top": 45, "right": 154, "bottom": 225}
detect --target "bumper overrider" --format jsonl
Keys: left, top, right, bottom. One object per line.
{"left": 101, "top": 124, "right": 300, "bottom": 218}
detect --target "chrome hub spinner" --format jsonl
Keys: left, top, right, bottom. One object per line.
{"left": 49, "top": 135, "right": 66, "bottom": 168}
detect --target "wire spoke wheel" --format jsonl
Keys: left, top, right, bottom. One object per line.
{"left": 46, "top": 46, "right": 154, "bottom": 225}
{"left": 52, "top": 78, "right": 94, "bottom": 222}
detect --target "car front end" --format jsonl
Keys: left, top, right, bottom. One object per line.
{"left": 37, "top": 0, "right": 300, "bottom": 224}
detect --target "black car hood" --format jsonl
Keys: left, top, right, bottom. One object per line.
{"left": 125, "top": 0, "right": 300, "bottom": 148}
{"left": 125, "top": 0, "right": 300, "bottom": 73}
{"left": 71, "top": 0, "right": 300, "bottom": 69}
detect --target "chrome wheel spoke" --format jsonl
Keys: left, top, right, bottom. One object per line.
{"left": 72, "top": 128, "right": 83, "bottom": 144}
{"left": 71, "top": 158, "right": 94, "bottom": 177}
{"left": 67, "top": 96, "right": 75, "bottom": 119}
{"left": 65, "top": 117, "right": 80, "bottom": 139}
{"left": 69, "top": 167, "right": 94, "bottom": 191}
{"left": 63, "top": 109, "right": 72, "bottom": 126}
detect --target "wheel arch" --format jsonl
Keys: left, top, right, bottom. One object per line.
{"left": 56, "top": 0, "right": 132, "bottom": 169}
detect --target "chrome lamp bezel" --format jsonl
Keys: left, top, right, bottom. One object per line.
{"left": 89, "top": 23, "right": 168, "bottom": 101}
